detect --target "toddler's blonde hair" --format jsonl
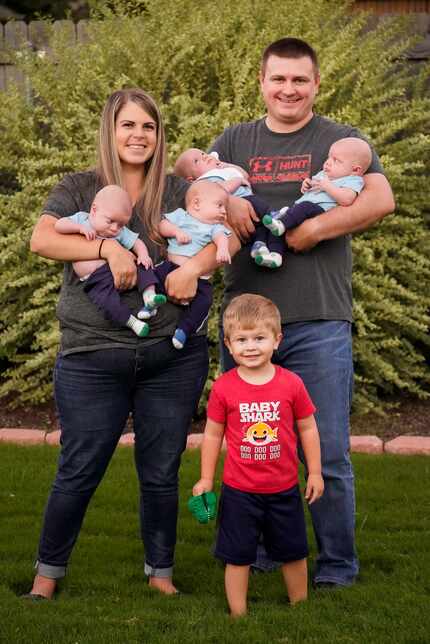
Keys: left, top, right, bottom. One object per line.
{"left": 223, "top": 294, "right": 282, "bottom": 339}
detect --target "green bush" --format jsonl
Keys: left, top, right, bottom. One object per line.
{"left": 0, "top": 0, "right": 429, "bottom": 412}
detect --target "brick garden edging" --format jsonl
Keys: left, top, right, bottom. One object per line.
{"left": 0, "top": 428, "right": 429, "bottom": 455}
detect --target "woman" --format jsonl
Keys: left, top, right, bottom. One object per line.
{"left": 27, "top": 89, "right": 233, "bottom": 599}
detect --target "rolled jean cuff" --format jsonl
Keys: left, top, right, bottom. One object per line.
{"left": 144, "top": 563, "right": 173, "bottom": 578}
{"left": 35, "top": 560, "right": 66, "bottom": 579}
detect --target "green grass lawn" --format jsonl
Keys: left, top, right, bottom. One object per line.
{"left": 1, "top": 444, "right": 429, "bottom": 644}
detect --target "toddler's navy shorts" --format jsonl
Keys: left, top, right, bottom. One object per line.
{"left": 214, "top": 483, "right": 309, "bottom": 566}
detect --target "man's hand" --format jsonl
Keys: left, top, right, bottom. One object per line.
{"left": 227, "top": 195, "right": 259, "bottom": 241}
{"left": 165, "top": 261, "right": 199, "bottom": 303}
{"left": 285, "top": 217, "right": 322, "bottom": 252}
{"left": 103, "top": 240, "right": 138, "bottom": 290}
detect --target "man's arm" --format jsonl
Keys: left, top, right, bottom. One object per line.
{"left": 285, "top": 173, "right": 395, "bottom": 252}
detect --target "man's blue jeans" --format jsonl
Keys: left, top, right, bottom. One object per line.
{"left": 36, "top": 336, "right": 208, "bottom": 580}
{"left": 221, "top": 320, "right": 358, "bottom": 586}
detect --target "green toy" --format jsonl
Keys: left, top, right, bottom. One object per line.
{"left": 187, "top": 492, "right": 217, "bottom": 524}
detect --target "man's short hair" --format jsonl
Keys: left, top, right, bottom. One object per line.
{"left": 223, "top": 294, "right": 282, "bottom": 339}
{"left": 261, "top": 37, "right": 319, "bottom": 77}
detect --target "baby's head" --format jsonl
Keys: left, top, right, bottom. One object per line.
{"left": 185, "top": 180, "right": 228, "bottom": 225}
{"left": 323, "top": 137, "right": 372, "bottom": 179}
{"left": 223, "top": 294, "right": 282, "bottom": 343}
{"left": 89, "top": 185, "right": 133, "bottom": 237}
{"left": 174, "top": 148, "right": 221, "bottom": 181}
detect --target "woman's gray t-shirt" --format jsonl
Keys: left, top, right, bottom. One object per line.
{"left": 43, "top": 170, "right": 190, "bottom": 354}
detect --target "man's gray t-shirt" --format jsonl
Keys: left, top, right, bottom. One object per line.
{"left": 211, "top": 114, "right": 383, "bottom": 323}
{"left": 43, "top": 170, "right": 189, "bottom": 354}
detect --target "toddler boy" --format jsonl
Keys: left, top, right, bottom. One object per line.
{"left": 192, "top": 294, "right": 324, "bottom": 616}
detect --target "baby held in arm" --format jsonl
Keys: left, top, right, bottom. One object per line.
{"left": 174, "top": 138, "right": 371, "bottom": 268}
{"left": 54, "top": 184, "right": 163, "bottom": 337}
{"left": 135, "top": 179, "right": 232, "bottom": 349}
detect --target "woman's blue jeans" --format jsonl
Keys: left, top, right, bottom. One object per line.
{"left": 221, "top": 320, "right": 358, "bottom": 586}
{"left": 36, "top": 336, "right": 208, "bottom": 580}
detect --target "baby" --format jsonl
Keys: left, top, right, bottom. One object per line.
{"left": 136, "top": 180, "right": 231, "bottom": 349}
{"left": 262, "top": 137, "right": 372, "bottom": 237}
{"left": 54, "top": 185, "right": 165, "bottom": 337}
{"left": 174, "top": 147, "right": 286, "bottom": 268}
{"left": 175, "top": 138, "right": 372, "bottom": 267}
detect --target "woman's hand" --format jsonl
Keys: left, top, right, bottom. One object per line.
{"left": 102, "top": 239, "right": 138, "bottom": 290}
{"left": 164, "top": 262, "right": 199, "bottom": 303}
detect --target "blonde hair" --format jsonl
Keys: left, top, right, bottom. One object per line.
{"left": 97, "top": 88, "right": 166, "bottom": 244}
{"left": 223, "top": 294, "right": 282, "bottom": 339}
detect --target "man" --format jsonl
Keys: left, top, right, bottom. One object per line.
{"left": 211, "top": 37, "right": 394, "bottom": 588}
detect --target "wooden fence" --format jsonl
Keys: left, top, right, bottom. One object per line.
{"left": 354, "top": 1, "right": 430, "bottom": 13}
{"left": 0, "top": 9, "right": 429, "bottom": 93}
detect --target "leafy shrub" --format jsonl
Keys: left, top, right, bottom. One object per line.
{"left": 0, "top": 0, "right": 429, "bottom": 412}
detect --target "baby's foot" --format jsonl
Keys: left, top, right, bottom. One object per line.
{"left": 143, "top": 291, "right": 167, "bottom": 310}
{"left": 250, "top": 241, "right": 269, "bottom": 259}
{"left": 262, "top": 212, "right": 286, "bottom": 237}
{"left": 255, "top": 251, "right": 283, "bottom": 269}
{"left": 137, "top": 306, "right": 158, "bottom": 320}
{"left": 127, "top": 315, "right": 149, "bottom": 337}
{"left": 172, "top": 329, "right": 187, "bottom": 349}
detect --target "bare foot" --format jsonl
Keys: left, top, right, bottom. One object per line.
{"left": 29, "top": 574, "right": 57, "bottom": 599}
{"left": 148, "top": 576, "right": 179, "bottom": 595}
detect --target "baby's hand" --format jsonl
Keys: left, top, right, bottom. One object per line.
{"left": 136, "top": 253, "right": 153, "bottom": 270}
{"left": 305, "top": 473, "right": 324, "bottom": 505}
{"left": 193, "top": 478, "right": 213, "bottom": 496}
{"left": 301, "top": 177, "right": 313, "bottom": 194}
{"left": 176, "top": 231, "right": 192, "bottom": 244}
{"left": 216, "top": 248, "right": 231, "bottom": 264}
{"left": 80, "top": 225, "right": 96, "bottom": 241}
{"left": 311, "top": 176, "right": 330, "bottom": 192}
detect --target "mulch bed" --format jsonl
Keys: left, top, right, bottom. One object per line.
{"left": 1, "top": 397, "right": 429, "bottom": 443}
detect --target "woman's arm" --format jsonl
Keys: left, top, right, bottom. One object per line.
{"left": 30, "top": 214, "right": 138, "bottom": 289}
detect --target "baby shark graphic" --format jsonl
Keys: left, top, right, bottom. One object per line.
{"left": 243, "top": 421, "right": 278, "bottom": 446}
